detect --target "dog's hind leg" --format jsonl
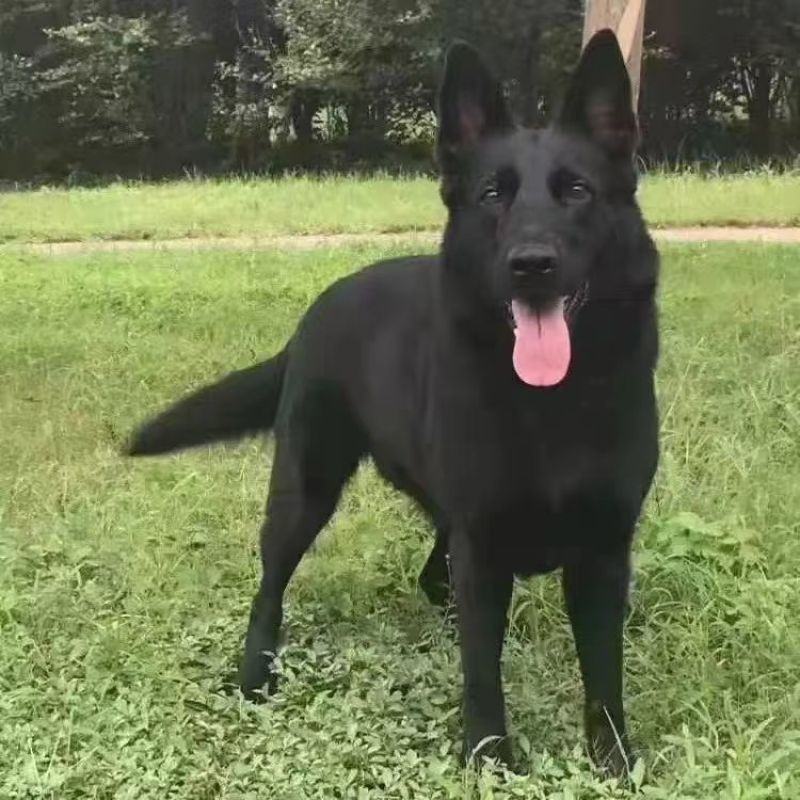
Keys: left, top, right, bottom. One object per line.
{"left": 418, "top": 527, "right": 452, "bottom": 609}
{"left": 238, "top": 390, "right": 363, "bottom": 701}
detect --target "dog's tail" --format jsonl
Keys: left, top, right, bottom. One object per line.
{"left": 126, "top": 349, "right": 288, "bottom": 457}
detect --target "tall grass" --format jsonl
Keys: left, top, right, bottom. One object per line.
{"left": 2, "top": 242, "right": 799, "bottom": 797}
{"left": 1, "top": 171, "right": 799, "bottom": 243}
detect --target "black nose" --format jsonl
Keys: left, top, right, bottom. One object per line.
{"left": 508, "top": 244, "right": 558, "bottom": 276}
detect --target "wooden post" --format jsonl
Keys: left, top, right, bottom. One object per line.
{"left": 582, "top": 0, "right": 647, "bottom": 107}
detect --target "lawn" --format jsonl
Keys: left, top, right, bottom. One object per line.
{"left": 2, "top": 242, "right": 799, "bottom": 798}
{"left": 1, "top": 172, "right": 800, "bottom": 243}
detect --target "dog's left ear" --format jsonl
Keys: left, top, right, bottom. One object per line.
{"left": 437, "top": 42, "right": 512, "bottom": 158}
{"left": 558, "top": 29, "right": 637, "bottom": 159}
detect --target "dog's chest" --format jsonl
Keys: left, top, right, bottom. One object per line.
{"left": 434, "top": 385, "right": 618, "bottom": 516}
{"left": 498, "top": 417, "right": 610, "bottom": 508}
{"left": 441, "top": 410, "right": 632, "bottom": 574}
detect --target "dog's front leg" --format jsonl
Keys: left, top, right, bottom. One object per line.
{"left": 450, "top": 532, "right": 513, "bottom": 766}
{"left": 562, "top": 547, "right": 634, "bottom": 777}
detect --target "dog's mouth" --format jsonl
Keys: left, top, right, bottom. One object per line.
{"left": 504, "top": 283, "right": 588, "bottom": 388}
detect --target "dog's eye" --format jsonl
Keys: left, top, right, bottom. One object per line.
{"left": 562, "top": 180, "right": 593, "bottom": 205}
{"left": 480, "top": 184, "right": 502, "bottom": 204}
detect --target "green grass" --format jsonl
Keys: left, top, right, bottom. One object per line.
{"left": 1, "top": 172, "right": 799, "bottom": 243}
{"left": 640, "top": 172, "right": 800, "bottom": 229}
{"left": 2, "top": 242, "right": 799, "bottom": 798}
{"left": 0, "top": 177, "right": 443, "bottom": 243}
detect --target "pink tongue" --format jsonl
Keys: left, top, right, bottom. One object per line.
{"left": 511, "top": 299, "right": 571, "bottom": 387}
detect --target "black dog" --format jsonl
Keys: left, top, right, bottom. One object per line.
{"left": 128, "top": 30, "right": 659, "bottom": 775}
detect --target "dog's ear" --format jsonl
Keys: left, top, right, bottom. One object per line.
{"left": 437, "top": 42, "right": 512, "bottom": 158}
{"left": 558, "top": 29, "right": 637, "bottom": 159}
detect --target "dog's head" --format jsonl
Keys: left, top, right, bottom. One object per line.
{"left": 437, "top": 30, "right": 654, "bottom": 387}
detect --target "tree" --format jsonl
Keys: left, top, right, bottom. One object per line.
{"left": 208, "top": 0, "right": 281, "bottom": 169}
{"left": 0, "top": 0, "right": 799, "bottom": 179}
{"left": 642, "top": 0, "right": 800, "bottom": 159}
{"left": 442, "top": 0, "right": 583, "bottom": 124}
{"left": 43, "top": 13, "right": 195, "bottom": 149}
{"left": 275, "top": 0, "right": 439, "bottom": 139}
{"left": 721, "top": 0, "right": 800, "bottom": 154}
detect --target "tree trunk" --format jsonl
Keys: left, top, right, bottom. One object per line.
{"left": 290, "top": 93, "right": 318, "bottom": 144}
{"left": 748, "top": 62, "right": 773, "bottom": 157}
{"left": 582, "top": 0, "right": 647, "bottom": 107}
{"left": 347, "top": 100, "right": 370, "bottom": 139}
{"left": 792, "top": 75, "right": 800, "bottom": 140}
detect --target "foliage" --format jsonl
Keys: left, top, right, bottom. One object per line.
{"left": 271, "top": 0, "right": 440, "bottom": 155}
{"left": 275, "top": 0, "right": 438, "bottom": 95}
{"left": 0, "top": 53, "right": 38, "bottom": 149}
{"left": 41, "top": 12, "right": 197, "bottom": 149}
{"left": 442, "top": 0, "right": 583, "bottom": 123}
{"left": 643, "top": 0, "right": 800, "bottom": 159}
{"left": 0, "top": 0, "right": 799, "bottom": 178}
{"left": 207, "top": 34, "right": 278, "bottom": 159}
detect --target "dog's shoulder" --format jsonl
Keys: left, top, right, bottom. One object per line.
{"left": 286, "top": 254, "right": 439, "bottom": 386}
{"left": 303, "top": 254, "right": 438, "bottom": 328}
{"left": 352, "top": 254, "right": 439, "bottom": 300}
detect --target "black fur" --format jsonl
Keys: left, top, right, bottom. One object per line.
{"left": 128, "top": 351, "right": 287, "bottom": 456}
{"left": 128, "top": 30, "right": 659, "bottom": 776}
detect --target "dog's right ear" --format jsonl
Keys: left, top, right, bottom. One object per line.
{"left": 437, "top": 42, "right": 512, "bottom": 160}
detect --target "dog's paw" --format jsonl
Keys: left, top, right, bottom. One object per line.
{"left": 587, "top": 725, "right": 636, "bottom": 779}
{"left": 238, "top": 652, "right": 279, "bottom": 703}
{"left": 463, "top": 734, "right": 515, "bottom": 772}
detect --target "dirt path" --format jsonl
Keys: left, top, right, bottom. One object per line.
{"left": 8, "top": 226, "right": 800, "bottom": 256}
